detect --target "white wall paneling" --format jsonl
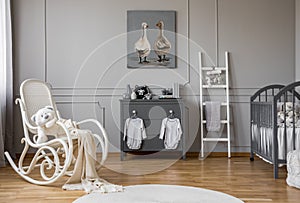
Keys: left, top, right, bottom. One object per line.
{"left": 13, "top": 0, "right": 296, "bottom": 153}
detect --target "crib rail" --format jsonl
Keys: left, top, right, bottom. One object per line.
{"left": 250, "top": 84, "right": 284, "bottom": 102}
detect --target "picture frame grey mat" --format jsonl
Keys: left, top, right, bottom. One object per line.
{"left": 127, "top": 10, "right": 176, "bottom": 69}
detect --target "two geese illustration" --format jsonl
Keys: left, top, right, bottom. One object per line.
{"left": 134, "top": 21, "right": 171, "bottom": 64}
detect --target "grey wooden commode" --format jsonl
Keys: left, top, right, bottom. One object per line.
{"left": 120, "top": 99, "right": 186, "bottom": 160}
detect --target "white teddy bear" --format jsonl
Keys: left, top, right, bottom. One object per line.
{"left": 31, "top": 106, "right": 57, "bottom": 144}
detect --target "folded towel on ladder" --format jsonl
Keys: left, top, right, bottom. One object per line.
{"left": 205, "top": 101, "right": 221, "bottom": 132}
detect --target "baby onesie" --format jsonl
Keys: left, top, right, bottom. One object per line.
{"left": 159, "top": 118, "right": 182, "bottom": 149}
{"left": 123, "top": 118, "right": 147, "bottom": 149}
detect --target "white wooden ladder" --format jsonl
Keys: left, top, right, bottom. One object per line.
{"left": 199, "top": 51, "right": 231, "bottom": 158}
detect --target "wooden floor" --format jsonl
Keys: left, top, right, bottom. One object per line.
{"left": 1, "top": 153, "right": 300, "bottom": 203}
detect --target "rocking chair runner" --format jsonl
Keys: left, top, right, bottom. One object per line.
{"left": 4, "top": 79, "right": 108, "bottom": 185}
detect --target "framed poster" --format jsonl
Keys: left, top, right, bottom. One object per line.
{"left": 127, "top": 10, "right": 176, "bottom": 69}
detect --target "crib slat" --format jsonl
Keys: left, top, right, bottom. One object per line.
{"left": 292, "top": 89, "right": 296, "bottom": 150}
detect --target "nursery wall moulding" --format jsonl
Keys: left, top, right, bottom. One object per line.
{"left": 127, "top": 10, "right": 176, "bottom": 69}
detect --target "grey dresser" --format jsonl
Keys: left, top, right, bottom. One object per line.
{"left": 120, "top": 98, "right": 186, "bottom": 160}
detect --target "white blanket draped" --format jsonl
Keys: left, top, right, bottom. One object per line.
{"left": 46, "top": 120, "right": 123, "bottom": 193}
{"left": 62, "top": 128, "right": 123, "bottom": 193}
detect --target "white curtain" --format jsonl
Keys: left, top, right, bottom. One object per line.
{"left": 0, "top": 0, "right": 14, "bottom": 167}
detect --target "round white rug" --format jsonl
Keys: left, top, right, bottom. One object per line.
{"left": 74, "top": 184, "right": 244, "bottom": 203}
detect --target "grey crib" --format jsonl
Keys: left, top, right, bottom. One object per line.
{"left": 250, "top": 82, "right": 300, "bottom": 179}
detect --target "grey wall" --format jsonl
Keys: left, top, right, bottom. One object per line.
{"left": 296, "top": 0, "right": 300, "bottom": 80}
{"left": 12, "top": 0, "right": 296, "bottom": 153}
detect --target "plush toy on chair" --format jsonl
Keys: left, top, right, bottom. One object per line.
{"left": 31, "top": 106, "right": 57, "bottom": 144}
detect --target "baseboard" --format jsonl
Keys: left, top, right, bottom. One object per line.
{"left": 20, "top": 151, "right": 250, "bottom": 158}
{"left": 107, "top": 152, "right": 250, "bottom": 158}
{"left": 186, "top": 152, "right": 250, "bottom": 157}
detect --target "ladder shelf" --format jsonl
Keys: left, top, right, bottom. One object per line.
{"left": 199, "top": 51, "right": 231, "bottom": 158}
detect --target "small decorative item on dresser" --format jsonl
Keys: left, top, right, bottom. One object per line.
{"left": 123, "top": 84, "right": 132, "bottom": 99}
{"left": 131, "top": 91, "right": 137, "bottom": 100}
{"left": 172, "top": 83, "right": 180, "bottom": 98}
{"left": 162, "top": 88, "right": 172, "bottom": 95}
{"left": 123, "top": 93, "right": 129, "bottom": 99}
{"left": 144, "top": 93, "right": 152, "bottom": 100}
{"left": 133, "top": 85, "right": 151, "bottom": 99}
{"left": 127, "top": 84, "right": 132, "bottom": 95}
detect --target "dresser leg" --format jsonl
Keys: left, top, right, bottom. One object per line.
{"left": 121, "top": 151, "right": 126, "bottom": 161}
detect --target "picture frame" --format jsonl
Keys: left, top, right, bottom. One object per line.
{"left": 127, "top": 10, "right": 176, "bottom": 69}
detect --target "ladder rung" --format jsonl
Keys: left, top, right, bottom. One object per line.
{"left": 203, "top": 102, "right": 227, "bottom": 106}
{"left": 203, "top": 138, "right": 229, "bottom": 142}
{"left": 202, "top": 120, "right": 228, "bottom": 124}
{"left": 202, "top": 85, "right": 227, "bottom": 88}
{"left": 201, "top": 67, "right": 226, "bottom": 71}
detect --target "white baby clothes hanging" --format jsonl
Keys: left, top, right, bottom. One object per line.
{"left": 159, "top": 118, "right": 182, "bottom": 149}
{"left": 123, "top": 118, "right": 147, "bottom": 149}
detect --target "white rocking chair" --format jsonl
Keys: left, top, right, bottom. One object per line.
{"left": 4, "top": 79, "right": 108, "bottom": 185}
